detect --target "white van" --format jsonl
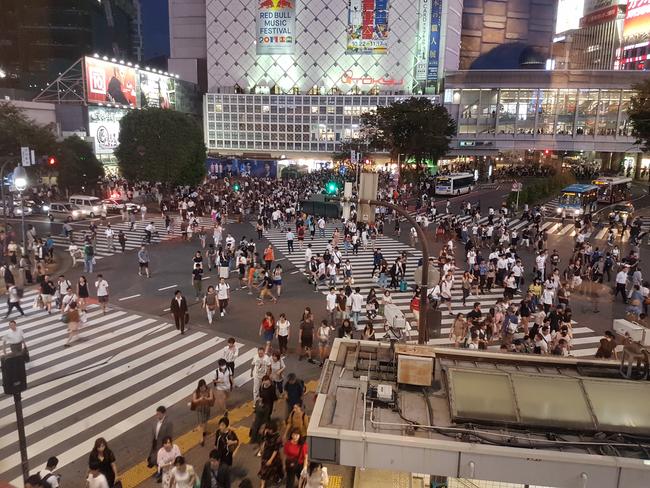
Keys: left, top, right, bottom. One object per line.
{"left": 68, "top": 195, "right": 106, "bottom": 218}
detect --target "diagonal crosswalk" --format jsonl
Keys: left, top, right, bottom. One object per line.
{"left": 47, "top": 215, "right": 227, "bottom": 260}
{"left": 0, "top": 289, "right": 258, "bottom": 486}
{"left": 258, "top": 222, "right": 603, "bottom": 357}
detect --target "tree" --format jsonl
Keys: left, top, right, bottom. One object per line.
{"left": 54, "top": 136, "right": 105, "bottom": 192}
{"left": 0, "top": 101, "right": 57, "bottom": 164}
{"left": 361, "top": 97, "right": 456, "bottom": 172}
{"left": 629, "top": 79, "right": 650, "bottom": 151}
{"left": 115, "top": 108, "right": 206, "bottom": 185}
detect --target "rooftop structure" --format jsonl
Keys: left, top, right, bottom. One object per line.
{"left": 308, "top": 339, "right": 650, "bottom": 488}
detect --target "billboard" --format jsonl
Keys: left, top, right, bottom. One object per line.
{"left": 88, "top": 106, "right": 129, "bottom": 155}
{"left": 346, "top": 0, "right": 390, "bottom": 54}
{"left": 85, "top": 57, "right": 137, "bottom": 106}
{"left": 414, "top": 0, "right": 432, "bottom": 81}
{"left": 427, "top": 0, "right": 442, "bottom": 83}
{"left": 580, "top": 5, "right": 619, "bottom": 27}
{"left": 555, "top": 0, "right": 585, "bottom": 33}
{"left": 256, "top": 0, "right": 296, "bottom": 55}
{"left": 206, "top": 158, "right": 277, "bottom": 179}
{"left": 624, "top": 0, "right": 650, "bottom": 38}
{"left": 139, "top": 71, "right": 174, "bottom": 109}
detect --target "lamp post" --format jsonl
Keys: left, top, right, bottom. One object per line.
{"left": 12, "top": 165, "right": 27, "bottom": 250}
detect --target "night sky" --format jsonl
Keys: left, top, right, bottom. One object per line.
{"left": 141, "top": 0, "right": 170, "bottom": 61}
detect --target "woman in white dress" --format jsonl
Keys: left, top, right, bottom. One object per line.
{"left": 169, "top": 456, "right": 196, "bottom": 488}
{"left": 156, "top": 437, "right": 181, "bottom": 488}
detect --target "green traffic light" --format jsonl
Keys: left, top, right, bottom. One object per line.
{"left": 233, "top": 183, "right": 240, "bottom": 191}
{"left": 326, "top": 181, "right": 338, "bottom": 194}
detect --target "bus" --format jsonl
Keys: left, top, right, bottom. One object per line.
{"left": 556, "top": 184, "right": 599, "bottom": 219}
{"left": 435, "top": 173, "right": 475, "bottom": 196}
{"left": 591, "top": 176, "right": 632, "bottom": 204}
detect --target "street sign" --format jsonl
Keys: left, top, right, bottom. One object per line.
{"left": 512, "top": 182, "right": 523, "bottom": 192}
{"left": 30, "top": 150, "right": 35, "bottom": 166}
{"left": 20, "top": 147, "right": 30, "bottom": 166}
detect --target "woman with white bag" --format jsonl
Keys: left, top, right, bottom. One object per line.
{"left": 299, "top": 462, "right": 329, "bottom": 488}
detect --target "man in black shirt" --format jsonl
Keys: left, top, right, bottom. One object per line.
{"left": 466, "top": 302, "right": 482, "bottom": 327}
{"left": 201, "top": 449, "right": 231, "bottom": 488}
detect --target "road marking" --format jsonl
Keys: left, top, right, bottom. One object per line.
{"left": 119, "top": 294, "right": 141, "bottom": 301}
{"left": 163, "top": 307, "right": 170, "bottom": 312}
{"left": 157, "top": 284, "right": 177, "bottom": 291}
{"left": 202, "top": 276, "right": 211, "bottom": 280}
{"left": 290, "top": 270, "right": 302, "bottom": 274}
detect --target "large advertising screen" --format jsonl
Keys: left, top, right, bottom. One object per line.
{"left": 88, "top": 106, "right": 129, "bottom": 155}
{"left": 85, "top": 57, "right": 138, "bottom": 106}
{"left": 139, "top": 71, "right": 174, "bottom": 109}
{"left": 346, "top": 0, "right": 390, "bottom": 54}
{"left": 427, "top": 0, "right": 442, "bottom": 83}
{"left": 206, "top": 158, "right": 277, "bottom": 179}
{"left": 256, "top": 0, "right": 296, "bottom": 55}
{"left": 624, "top": 0, "right": 650, "bottom": 38}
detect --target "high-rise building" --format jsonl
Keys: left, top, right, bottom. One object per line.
{"left": 167, "top": 0, "right": 208, "bottom": 91}
{"left": 0, "top": 0, "right": 143, "bottom": 92}
{"left": 616, "top": 0, "right": 650, "bottom": 70}
{"left": 459, "top": 0, "right": 557, "bottom": 69}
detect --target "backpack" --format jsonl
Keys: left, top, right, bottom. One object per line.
{"left": 86, "top": 245, "right": 94, "bottom": 257}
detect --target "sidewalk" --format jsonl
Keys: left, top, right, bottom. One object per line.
{"left": 123, "top": 380, "right": 354, "bottom": 488}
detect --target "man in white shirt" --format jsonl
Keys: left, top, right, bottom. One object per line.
{"left": 60, "top": 286, "right": 78, "bottom": 313}
{"left": 317, "top": 217, "right": 326, "bottom": 238}
{"left": 326, "top": 287, "right": 337, "bottom": 326}
{"left": 250, "top": 347, "right": 271, "bottom": 402}
{"left": 535, "top": 251, "right": 547, "bottom": 281}
{"left": 304, "top": 244, "right": 313, "bottom": 272}
{"left": 104, "top": 225, "right": 116, "bottom": 251}
{"left": 95, "top": 274, "right": 110, "bottom": 314}
{"left": 87, "top": 462, "right": 109, "bottom": 488}
{"left": 615, "top": 266, "right": 629, "bottom": 303}
{"left": 350, "top": 287, "right": 364, "bottom": 329}
{"left": 221, "top": 337, "right": 239, "bottom": 375}
{"left": 2, "top": 320, "right": 26, "bottom": 355}
{"left": 39, "top": 456, "right": 60, "bottom": 488}
{"left": 286, "top": 229, "right": 295, "bottom": 254}
{"left": 217, "top": 277, "right": 230, "bottom": 317}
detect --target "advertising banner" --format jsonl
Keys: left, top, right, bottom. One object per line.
{"left": 257, "top": 0, "right": 296, "bottom": 55}
{"left": 580, "top": 5, "right": 619, "bottom": 27}
{"left": 88, "top": 106, "right": 129, "bottom": 154}
{"left": 427, "top": 0, "right": 442, "bottom": 83}
{"left": 206, "top": 158, "right": 277, "bottom": 179}
{"left": 624, "top": 0, "right": 650, "bottom": 38}
{"left": 85, "top": 57, "right": 137, "bottom": 106}
{"left": 139, "top": 71, "right": 174, "bottom": 109}
{"left": 584, "top": 0, "right": 615, "bottom": 14}
{"left": 414, "top": 0, "right": 432, "bottom": 81}
{"left": 346, "top": 0, "right": 390, "bottom": 54}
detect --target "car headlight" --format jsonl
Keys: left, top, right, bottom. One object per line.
{"left": 42, "top": 205, "right": 50, "bottom": 212}
{"left": 574, "top": 209, "right": 582, "bottom": 216}
{"left": 92, "top": 206, "right": 99, "bottom": 212}
{"left": 556, "top": 207, "right": 562, "bottom": 213}
{"left": 73, "top": 211, "right": 80, "bottom": 216}
{"left": 15, "top": 209, "right": 22, "bottom": 215}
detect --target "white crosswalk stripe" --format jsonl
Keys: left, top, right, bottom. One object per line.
{"left": 47, "top": 215, "right": 227, "bottom": 259}
{"left": 0, "top": 292, "right": 258, "bottom": 486}
{"left": 257, "top": 222, "right": 602, "bottom": 356}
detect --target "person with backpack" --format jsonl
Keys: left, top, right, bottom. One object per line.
{"left": 39, "top": 456, "right": 60, "bottom": 488}
{"left": 257, "top": 270, "right": 277, "bottom": 305}
{"left": 84, "top": 241, "right": 95, "bottom": 273}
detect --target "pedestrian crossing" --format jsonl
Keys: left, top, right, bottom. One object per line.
{"left": 0, "top": 288, "right": 259, "bottom": 486}
{"left": 258, "top": 222, "right": 603, "bottom": 357}
{"left": 47, "top": 215, "right": 223, "bottom": 260}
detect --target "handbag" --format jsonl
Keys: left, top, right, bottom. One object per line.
{"left": 185, "top": 312, "right": 190, "bottom": 323}
{"left": 22, "top": 345, "right": 30, "bottom": 363}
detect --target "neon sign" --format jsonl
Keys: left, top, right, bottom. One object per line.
{"left": 340, "top": 70, "right": 404, "bottom": 86}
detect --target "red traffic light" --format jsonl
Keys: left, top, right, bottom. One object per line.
{"left": 48, "top": 156, "right": 56, "bottom": 166}
{"left": 543, "top": 149, "right": 550, "bottom": 156}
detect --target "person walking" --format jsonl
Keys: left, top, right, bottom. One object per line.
{"left": 259, "top": 312, "right": 276, "bottom": 354}
{"left": 213, "top": 358, "right": 233, "bottom": 415}
{"left": 250, "top": 347, "right": 271, "bottom": 403}
{"left": 63, "top": 301, "right": 81, "bottom": 347}
{"left": 203, "top": 286, "right": 218, "bottom": 325}
{"left": 257, "top": 270, "right": 277, "bottom": 305}
{"left": 170, "top": 456, "right": 197, "bottom": 488}
{"left": 269, "top": 351, "right": 286, "bottom": 393}
{"left": 156, "top": 438, "right": 181, "bottom": 488}
{"left": 84, "top": 241, "right": 96, "bottom": 273}
{"left": 147, "top": 406, "right": 174, "bottom": 478}
{"left": 214, "top": 416, "right": 239, "bottom": 468}
{"left": 276, "top": 313, "right": 291, "bottom": 357}
{"left": 105, "top": 225, "right": 116, "bottom": 252}
{"left": 138, "top": 245, "right": 151, "bottom": 278}
{"left": 299, "top": 307, "right": 315, "bottom": 363}
{"left": 118, "top": 230, "right": 127, "bottom": 252}
{"left": 257, "top": 421, "right": 284, "bottom": 488}
{"left": 95, "top": 274, "right": 110, "bottom": 315}
{"left": 88, "top": 438, "right": 118, "bottom": 488}
{"left": 169, "top": 288, "right": 190, "bottom": 333}
{"left": 87, "top": 461, "right": 110, "bottom": 488}
{"left": 77, "top": 276, "right": 89, "bottom": 312}
{"left": 286, "top": 228, "right": 295, "bottom": 254}
{"left": 4, "top": 284, "right": 25, "bottom": 318}
{"left": 191, "top": 379, "right": 215, "bottom": 447}
{"left": 283, "top": 428, "right": 308, "bottom": 488}
{"left": 200, "top": 450, "right": 231, "bottom": 488}
{"left": 217, "top": 277, "right": 230, "bottom": 318}
{"left": 263, "top": 245, "right": 274, "bottom": 271}
{"left": 2, "top": 320, "right": 27, "bottom": 356}
{"left": 221, "top": 338, "right": 238, "bottom": 376}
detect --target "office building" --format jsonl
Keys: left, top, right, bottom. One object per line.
{"left": 0, "top": 0, "right": 143, "bottom": 92}
{"left": 168, "top": 0, "right": 208, "bottom": 91}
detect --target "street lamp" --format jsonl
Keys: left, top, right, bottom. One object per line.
{"left": 12, "top": 166, "right": 27, "bottom": 249}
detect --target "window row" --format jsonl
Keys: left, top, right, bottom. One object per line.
{"left": 206, "top": 141, "right": 341, "bottom": 152}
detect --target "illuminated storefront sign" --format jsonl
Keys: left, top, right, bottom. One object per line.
{"left": 346, "top": 0, "right": 390, "bottom": 54}
{"left": 340, "top": 70, "right": 404, "bottom": 86}
{"left": 580, "top": 5, "right": 619, "bottom": 27}
{"left": 624, "top": 0, "right": 650, "bottom": 38}
{"left": 257, "top": 0, "right": 296, "bottom": 55}
{"left": 427, "top": 0, "right": 442, "bottom": 83}
{"left": 88, "top": 106, "right": 128, "bottom": 155}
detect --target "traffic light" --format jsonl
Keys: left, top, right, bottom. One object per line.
{"left": 326, "top": 181, "right": 338, "bottom": 194}
{"left": 543, "top": 149, "right": 550, "bottom": 156}
{"left": 47, "top": 156, "right": 57, "bottom": 166}
{"left": 232, "top": 182, "right": 241, "bottom": 192}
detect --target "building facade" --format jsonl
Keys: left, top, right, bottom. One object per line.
{"left": 168, "top": 0, "right": 208, "bottom": 91}
{"left": 0, "top": 0, "right": 143, "bottom": 92}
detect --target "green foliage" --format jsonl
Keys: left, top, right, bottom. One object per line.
{"left": 0, "top": 101, "right": 57, "bottom": 163}
{"left": 507, "top": 171, "right": 576, "bottom": 207}
{"left": 361, "top": 97, "right": 456, "bottom": 167}
{"left": 115, "top": 108, "right": 206, "bottom": 185}
{"left": 628, "top": 79, "right": 650, "bottom": 151}
{"left": 54, "top": 136, "right": 105, "bottom": 192}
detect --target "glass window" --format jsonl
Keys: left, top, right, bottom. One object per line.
{"left": 576, "top": 89, "right": 598, "bottom": 136}
{"left": 538, "top": 89, "right": 557, "bottom": 135}
{"left": 516, "top": 90, "right": 538, "bottom": 135}
{"left": 477, "top": 89, "right": 498, "bottom": 135}
{"left": 596, "top": 90, "right": 620, "bottom": 136}
{"left": 556, "top": 89, "right": 577, "bottom": 136}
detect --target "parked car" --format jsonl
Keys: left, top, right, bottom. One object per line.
{"left": 0, "top": 202, "right": 34, "bottom": 217}
{"left": 101, "top": 198, "right": 141, "bottom": 214}
{"left": 68, "top": 195, "right": 106, "bottom": 218}
{"left": 48, "top": 202, "right": 83, "bottom": 222}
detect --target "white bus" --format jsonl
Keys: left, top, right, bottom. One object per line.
{"left": 435, "top": 173, "right": 475, "bottom": 196}
{"left": 591, "top": 176, "right": 632, "bottom": 204}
